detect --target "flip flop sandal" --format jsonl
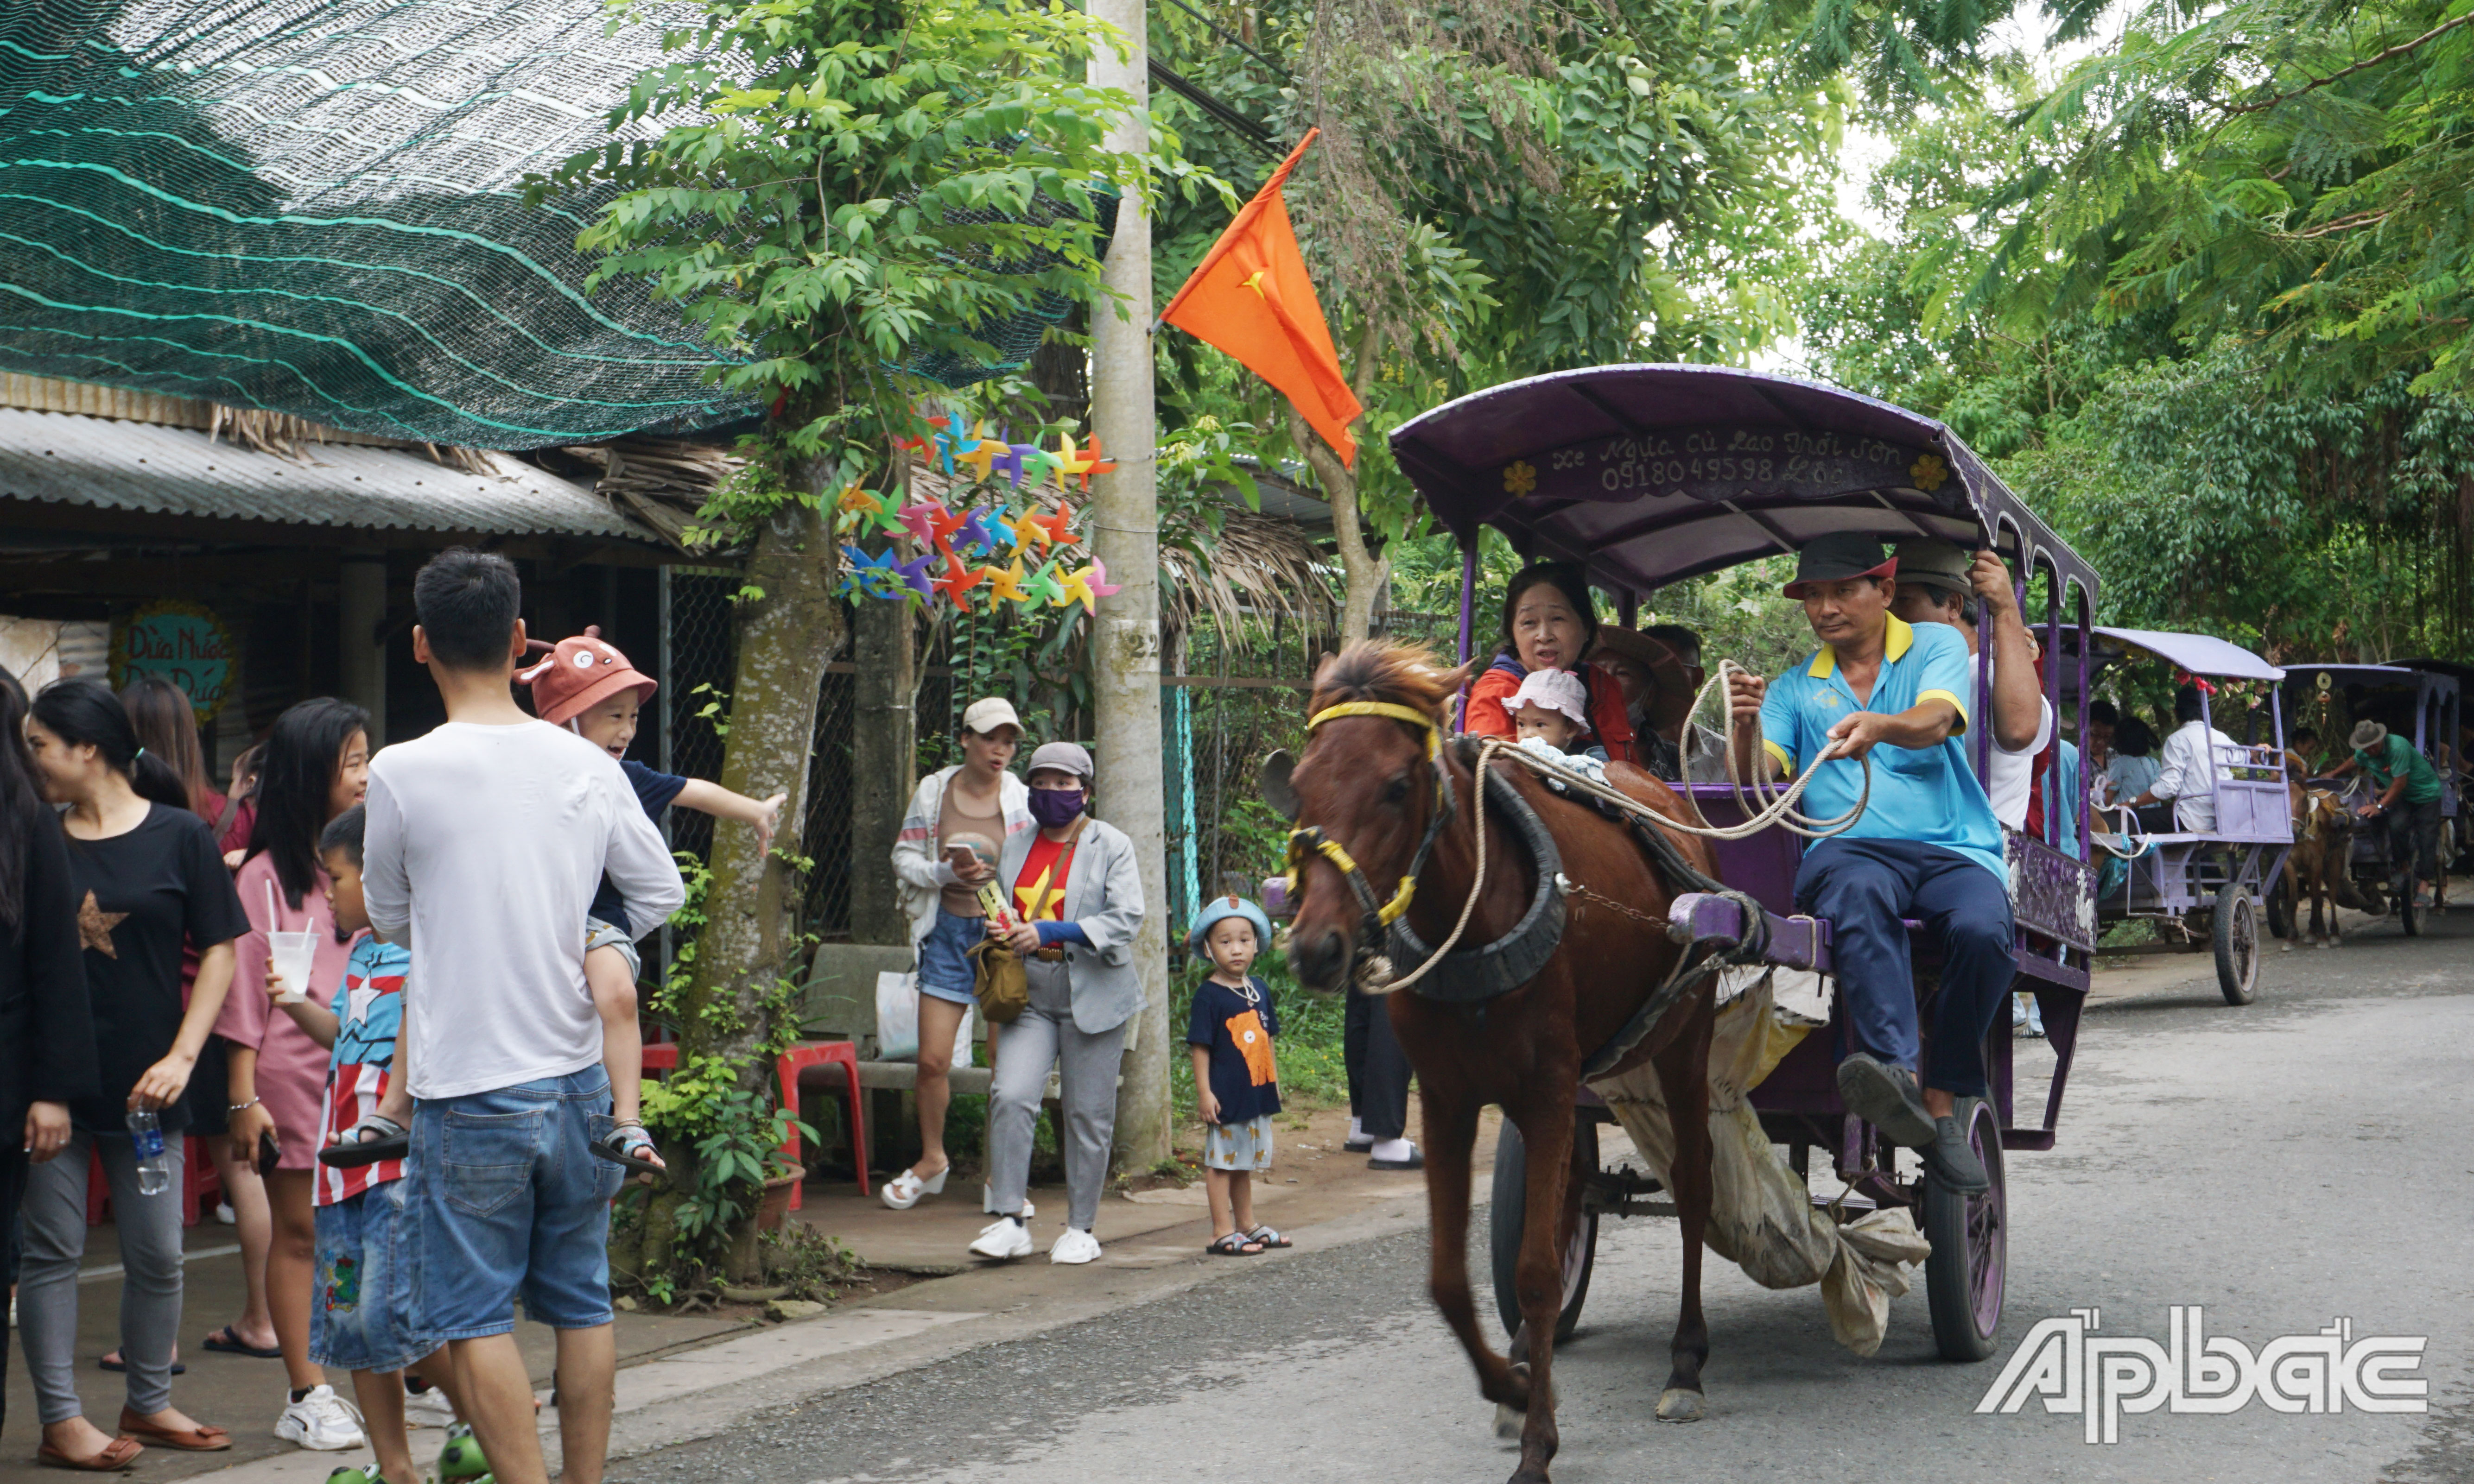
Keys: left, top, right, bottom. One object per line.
{"left": 200, "top": 1326, "right": 283, "bottom": 1359}
{"left": 318, "top": 1114, "right": 408, "bottom": 1169}
{"left": 1245, "top": 1225, "right": 1293, "bottom": 1249}
{"left": 590, "top": 1122, "right": 666, "bottom": 1177}
{"left": 1205, "top": 1231, "right": 1265, "bottom": 1256}
{"left": 116, "top": 1409, "right": 231, "bottom": 1452}
{"left": 35, "top": 1438, "right": 142, "bottom": 1471}
{"left": 96, "top": 1353, "right": 184, "bottom": 1375}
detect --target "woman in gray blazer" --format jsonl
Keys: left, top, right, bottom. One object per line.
{"left": 967, "top": 741, "right": 1143, "bottom": 1265}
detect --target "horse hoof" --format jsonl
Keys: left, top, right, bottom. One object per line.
{"left": 1494, "top": 1401, "right": 1526, "bottom": 1439}
{"left": 1656, "top": 1388, "right": 1706, "bottom": 1423}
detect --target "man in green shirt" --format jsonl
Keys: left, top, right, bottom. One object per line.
{"left": 2330, "top": 720, "right": 2444, "bottom": 907}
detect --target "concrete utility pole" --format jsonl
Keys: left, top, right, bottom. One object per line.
{"left": 1089, "top": 0, "right": 1168, "bottom": 1174}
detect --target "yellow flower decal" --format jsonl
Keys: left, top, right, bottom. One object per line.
{"left": 1909, "top": 454, "right": 1949, "bottom": 493}
{"left": 1503, "top": 460, "right": 1539, "bottom": 497}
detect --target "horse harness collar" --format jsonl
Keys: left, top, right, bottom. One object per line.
{"left": 1287, "top": 704, "right": 1770, "bottom": 1035}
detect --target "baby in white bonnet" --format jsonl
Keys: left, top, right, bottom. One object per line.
{"left": 1507, "top": 668, "right": 1609, "bottom": 785}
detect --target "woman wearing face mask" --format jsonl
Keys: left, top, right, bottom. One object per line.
{"left": 19, "top": 679, "right": 247, "bottom": 1468}
{"left": 215, "top": 698, "right": 372, "bottom": 1452}
{"left": 1462, "top": 561, "right": 1637, "bottom": 763}
{"left": 887, "top": 699, "right": 1032, "bottom": 1212}
{"left": 966, "top": 743, "right": 1144, "bottom": 1266}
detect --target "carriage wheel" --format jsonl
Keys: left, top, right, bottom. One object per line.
{"left": 2399, "top": 873, "right": 2421, "bottom": 937}
{"left": 2213, "top": 885, "right": 2259, "bottom": 1005}
{"left": 1924, "top": 1098, "right": 2007, "bottom": 1362}
{"left": 2264, "top": 881, "right": 2292, "bottom": 941}
{"left": 1490, "top": 1117, "right": 1599, "bottom": 1344}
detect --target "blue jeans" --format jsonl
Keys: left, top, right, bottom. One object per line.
{"left": 916, "top": 907, "right": 982, "bottom": 1005}
{"left": 312, "top": 1175, "right": 429, "bottom": 1373}
{"left": 1795, "top": 838, "right": 2016, "bottom": 1098}
{"left": 407, "top": 1067, "right": 623, "bottom": 1339}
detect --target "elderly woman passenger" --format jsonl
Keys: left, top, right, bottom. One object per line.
{"left": 1462, "top": 562, "right": 1637, "bottom": 764}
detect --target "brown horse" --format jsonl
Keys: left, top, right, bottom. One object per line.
{"left": 1282, "top": 643, "right": 1725, "bottom": 1484}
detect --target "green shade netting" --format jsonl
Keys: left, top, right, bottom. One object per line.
{"left": 0, "top": 0, "right": 756, "bottom": 449}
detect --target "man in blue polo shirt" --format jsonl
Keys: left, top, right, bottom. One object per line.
{"left": 1725, "top": 532, "right": 2014, "bottom": 1192}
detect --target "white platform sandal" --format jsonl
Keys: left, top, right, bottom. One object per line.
{"left": 881, "top": 1163, "right": 950, "bottom": 1210}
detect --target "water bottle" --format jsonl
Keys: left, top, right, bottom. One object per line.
{"left": 126, "top": 1110, "right": 171, "bottom": 1196}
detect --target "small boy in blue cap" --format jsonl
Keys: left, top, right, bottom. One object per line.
{"left": 1186, "top": 896, "right": 1292, "bottom": 1257}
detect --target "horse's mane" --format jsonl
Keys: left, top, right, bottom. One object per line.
{"left": 1309, "top": 642, "right": 1459, "bottom": 724}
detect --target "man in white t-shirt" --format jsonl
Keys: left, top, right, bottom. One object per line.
{"left": 362, "top": 549, "right": 682, "bottom": 1484}
{"left": 1890, "top": 540, "right": 2050, "bottom": 827}
{"left": 2127, "top": 686, "right": 2237, "bottom": 833}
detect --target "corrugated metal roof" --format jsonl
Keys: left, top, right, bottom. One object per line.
{"left": 0, "top": 407, "right": 653, "bottom": 541}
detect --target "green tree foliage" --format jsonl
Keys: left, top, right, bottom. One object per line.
{"left": 1142, "top": 0, "right": 1845, "bottom": 637}
{"left": 1795, "top": 61, "right": 2473, "bottom": 660}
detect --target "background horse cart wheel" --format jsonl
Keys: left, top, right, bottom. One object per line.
{"left": 1490, "top": 1118, "right": 1599, "bottom": 1343}
{"left": 1923, "top": 1097, "right": 2008, "bottom": 1361}
{"left": 2213, "top": 884, "right": 2260, "bottom": 1004}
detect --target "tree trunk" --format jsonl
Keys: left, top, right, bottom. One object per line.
{"left": 679, "top": 464, "right": 848, "bottom": 1074}
{"left": 1090, "top": 0, "right": 1171, "bottom": 1176}
{"left": 1287, "top": 323, "right": 1390, "bottom": 644}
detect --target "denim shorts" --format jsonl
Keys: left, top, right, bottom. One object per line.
{"left": 311, "top": 1176, "right": 430, "bottom": 1373}
{"left": 584, "top": 915, "right": 642, "bottom": 980}
{"left": 406, "top": 1067, "right": 625, "bottom": 1339}
{"left": 916, "top": 908, "right": 982, "bottom": 1006}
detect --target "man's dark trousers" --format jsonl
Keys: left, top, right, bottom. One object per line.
{"left": 1345, "top": 989, "right": 1412, "bottom": 1141}
{"left": 1794, "top": 837, "right": 2016, "bottom": 1097}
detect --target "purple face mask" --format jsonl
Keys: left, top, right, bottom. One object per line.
{"left": 1028, "top": 787, "right": 1085, "bottom": 828}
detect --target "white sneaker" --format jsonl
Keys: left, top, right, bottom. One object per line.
{"left": 402, "top": 1384, "right": 457, "bottom": 1429}
{"left": 980, "top": 1184, "right": 1034, "bottom": 1219}
{"left": 215, "top": 1201, "right": 236, "bottom": 1226}
{"left": 1048, "top": 1227, "right": 1102, "bottom": 1265}
{"left": 274, "top": 1384, "right": 367, "bottom": 1451}
{"left": 969, "top": 1217, "right": 1034, "bottom": 1261}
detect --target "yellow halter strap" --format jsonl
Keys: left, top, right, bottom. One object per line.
{"left": 1307, "top": 701, "right": 1442, "bottom": 759}
{"left": 1288, "top": 700, "right": 1446, "bottom": 925}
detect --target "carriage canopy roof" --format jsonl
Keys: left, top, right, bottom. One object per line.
{"left": 2093, "top": 628, "right": 2286, "bottom": 682}
{"left": 1388, "top": 364, "right": 2096, "bottom": 602}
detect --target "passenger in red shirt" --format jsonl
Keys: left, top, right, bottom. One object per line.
{"left": 1461, "top": 561, "right": 1637, "bottom": 764}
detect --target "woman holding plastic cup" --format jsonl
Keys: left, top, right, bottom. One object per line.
{"left": 18, "top": 678, "right": 247, "bottom": 1466}
{"left": 216, "top": 698, "right": 370, "bottom": 1452}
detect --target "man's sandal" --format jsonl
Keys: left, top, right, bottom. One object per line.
{"left": 1205, "top": 1231, "right": 1265, "bottom": 1256}
{"left": 591, "top": 1121, "right": 666, "bottom": 1177}
{"left": 317, "top": 1114, "right": 408, "bottom": 1168}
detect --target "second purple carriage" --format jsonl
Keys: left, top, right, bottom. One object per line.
{"left": 1380, "top": 364, "right": 2102, "bottom": 1364}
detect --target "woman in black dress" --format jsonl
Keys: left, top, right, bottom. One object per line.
{"left": 0, "top": 666, "right": 96, "bottom": 1447}
{"left": 18, "top": 679, "right": 248, "bottom": 1467}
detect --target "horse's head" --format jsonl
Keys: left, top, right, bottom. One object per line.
{"left": 1273, "top": 643, "right": 1476, "bottom": 993}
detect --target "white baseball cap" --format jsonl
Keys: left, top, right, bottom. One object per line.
{"left": 960, "top": 697, "right": 1023, "bottom": 738}
{"left": 1510, "top": 667, "right": 1591, "bottom": 727}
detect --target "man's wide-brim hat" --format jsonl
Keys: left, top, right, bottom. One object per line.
{"left": 1891, "top": 537, "right": 1972, "bottom": 597}
{"left": 1589, "top": 625, "right": 1688, "bottom": 688}
{"left": 2351, "top": 720, "right": 2390, "bottom": 751}
{"left": 1782, "top": 532, "right": 1897, "bottom": 598}
{"left": 519, "top": 625, "right": 655, "bottom": 727}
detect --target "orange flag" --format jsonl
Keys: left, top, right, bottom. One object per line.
{"left": 1159, "top": 130, "right": 1364, "bottom": 467}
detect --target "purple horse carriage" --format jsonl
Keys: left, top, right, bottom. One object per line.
{"left": 1377, "top": 365, "right": 2104, "bottom": 1364}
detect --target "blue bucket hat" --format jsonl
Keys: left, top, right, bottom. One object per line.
{"left": 1188, "top": 894, "right": 1273, "bottom": 957}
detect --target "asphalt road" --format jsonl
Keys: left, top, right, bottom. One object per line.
{"left": 615, "top": 906, "right": 2474, "bottom": 1484}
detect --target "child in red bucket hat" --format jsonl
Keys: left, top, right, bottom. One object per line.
{"left": 519, "top": 627, "right": 787, "bottom": 1175}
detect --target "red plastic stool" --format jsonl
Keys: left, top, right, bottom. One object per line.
{"left": 639, "top": 1042, "right": 869, "bottom": 1202}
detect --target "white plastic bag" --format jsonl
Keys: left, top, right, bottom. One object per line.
{"left": 875, "top": 971, "right": 973, "bottom": 1067}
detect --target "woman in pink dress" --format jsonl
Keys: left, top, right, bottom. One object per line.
{"left": 216, "top": 700, "right": 370, "bottom": 1451}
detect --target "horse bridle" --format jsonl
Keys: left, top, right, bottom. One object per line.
{"left": 1283, "top": 701, "right": 1570, "bottom": 1002}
